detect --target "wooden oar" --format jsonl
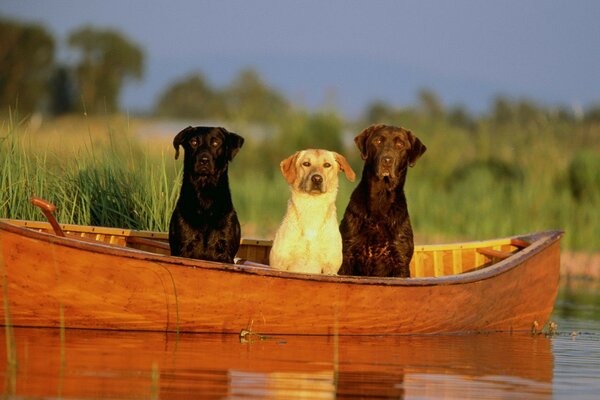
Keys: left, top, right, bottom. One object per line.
{"left": 30, "top": 196, "right": 65, "bottom": 237}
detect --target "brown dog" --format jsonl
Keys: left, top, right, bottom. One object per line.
{"left": 338, "top": 124, "right": 426, "bottom": 277}
{"left": 270, "top": 149, "right": 355, "bottom": 274}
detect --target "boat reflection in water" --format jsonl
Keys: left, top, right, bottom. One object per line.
{"left": 1, "top": 327, "right": 553, "bottom": 398}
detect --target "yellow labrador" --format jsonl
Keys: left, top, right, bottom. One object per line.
{"left": 270, "top": 149, "right": 356, "bottom": 274}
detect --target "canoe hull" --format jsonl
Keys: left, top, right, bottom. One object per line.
{"left": 0, "top": 221, "right": 562, "bottom": 335}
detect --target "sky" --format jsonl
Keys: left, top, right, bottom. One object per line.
{"left": 2, "top": 0, "right": 600, "bottom": 117}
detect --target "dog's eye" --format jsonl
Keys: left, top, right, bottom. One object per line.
{"left": 395, "top": 141, "right": 405, "bottom": 149}
{"left": 190, "top": 138, "right": 198, "bottom": 148}
{"left": 323, "top": 162, "right": 332, "bottom": 168}
{"left": 302, "top": 161, "right": 311, "bottom": 167}
{"left": 374, "top": 136, "right": 383, "bottom": 145}
{"left": 210, "top": 138, "right": 220, "bottom": 147}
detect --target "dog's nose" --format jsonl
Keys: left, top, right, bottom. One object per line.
{"left": 199, "top": 155, "right": 210, "bottom": 165}
{"left": 311, "top": 175, "right": 323, "bottom": 184}
{"left": 382, "top": 156, "right": 393, "bottom": 166}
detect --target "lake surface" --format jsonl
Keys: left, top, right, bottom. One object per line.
{"left": 1, "top": 280, "right": 599, "bottom": 399}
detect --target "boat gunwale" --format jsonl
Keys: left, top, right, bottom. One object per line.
{"left": 0, "top": 219, "right": 563, "bottom": 287}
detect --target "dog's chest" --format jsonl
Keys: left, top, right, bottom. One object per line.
{"left": 291, "top": 199, "right": 336, "bottom": 234}
{"left": 288, "top": 201, "right": 341, "bottom": 259}
{"left": 299, "top": 210, "right": 328, "bottom": 238}
{"left": 303, "top": 227, "right": 318, "bottom": 241}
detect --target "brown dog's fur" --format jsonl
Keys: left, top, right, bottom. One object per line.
{"left": 338, "top": 124, "right": 426, "bottom": 277}
{"left": 270, "top": 149, "right": 355, "bottom": 274}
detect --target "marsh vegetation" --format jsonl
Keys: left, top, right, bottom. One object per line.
{"left": 2, "top": 95, "right": 600, "bottom": 251}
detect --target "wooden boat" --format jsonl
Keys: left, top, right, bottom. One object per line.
{"left": 0, "top": 200, "right": 563, "bottom": 335}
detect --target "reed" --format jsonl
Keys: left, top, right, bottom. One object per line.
{"left": 1, "top": 247, "right": 17, "bottom": 396}
{"left": 150, "top": 361, "right": 160, "bottom": 400}
{"left": 1, "top": 112, "right": 599, "bottom": 251}
{"left": 404, "top": 120, "right": 600, "bottom": 250}
{"left": 59, "top": 304, "right": 66, "bottom": 398}
{"left": 1, "top": 114, "right": 182, "bottom": 232}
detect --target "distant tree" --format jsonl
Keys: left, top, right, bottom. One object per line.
{"left": 68, "top": 26, "right": 144, "bottom": 113}
{"left": 0, "top": 17, "right": 55, "bottom": 113}
{"left": 48, "top": 65, "right": 77, "bottom": 115}
{"left": 584, "top": 105, "right": 600, "bottom": 123}
{"left": 364, "top": 100, "right": 395, "bottom": 125}
{"left": 155, "top": 72, "right": 223, "bottom": 119}
{"left": 361, "top": 99, "right": 423, "bottom": 130}
{"left": 447, "top": 105, "right": 477, "bottom": 132}
{"left": 304, "top": 111, "right": 345, "bottom": 151}
{"left": 514, "top": 100, "right": 546, "bottom": 127}
{"left": 490, "top": 96, "right": 548, "bottom": 128}
{"left": 490, "top": 96, "right": 514, "bottom": 125}
{"left": 224, "top": 68, "right": 289, "bottom": 123}
{"left": 274, "top": 110, "right": 344, "bottom": 155}
{"left": 417, "top": 88, "right": 445, "bottom": 118}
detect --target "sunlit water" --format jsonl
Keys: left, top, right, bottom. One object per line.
{"left": 1, "top": 281, "right": 599, "bottom": 399}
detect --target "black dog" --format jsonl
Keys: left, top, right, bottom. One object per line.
{"left": 338, "top": 124, "right": 426, "bottom": 277}
{"left": 169, "top": 126, "right": 244, "bottom": 263}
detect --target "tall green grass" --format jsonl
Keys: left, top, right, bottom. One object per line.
{"left": 403, "top": 120, "right": 600, "bottom": 250}
{"left": 0, "top": 113, "right": 181, "bottom": 232}
{"left": 1, "top": 112, "right": 600, "bottom": 251}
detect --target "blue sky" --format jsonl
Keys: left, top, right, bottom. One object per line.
{"left": 2, "top": 0, "right": 600, "bottom": 116}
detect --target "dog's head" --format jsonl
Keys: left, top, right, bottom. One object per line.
{"left": 173, "top": 126, "right": 244, "bottom": 184}
{"left": 280, "top": 149, "right": 356, "bottom": 195}
{"left": 354, "top": 124, "right": 426, "bottom": 184}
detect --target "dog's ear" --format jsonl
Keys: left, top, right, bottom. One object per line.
{"left": 354, "top": 124, "right": 385, "bottom": 160}
{"left": 173, "top": 126, "right": 195, "bottom": 160}
{"left": 223, "top": 129, "right": 245, "bottom": 161}
{"left": 407, "top": 131, "right": 427, "bottom": 167}
{"left": 280, "top": 151, "right": 300, "bottom": 185}
{"left": 333, "top": 152, "right": 356, "bottom": 182}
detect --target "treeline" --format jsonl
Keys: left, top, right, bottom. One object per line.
{"left": 1, "top": 17, "right": 143, "bottom": 115}
{"left": 3, "top": 15, "right": 600, "bottom": 127}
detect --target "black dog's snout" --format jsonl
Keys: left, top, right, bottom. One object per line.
{"left": 311, "top": 174, "right": 323, "bottom": 184}
{"left": 382, "top": 156, "right": 393, "bottom": 166}
{"left": 195, "top": 152, "right": 213, "bottom": 176}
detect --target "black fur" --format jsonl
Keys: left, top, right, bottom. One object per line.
{"left": 338, "top": 124, "right": 426, "bottom": 277}
{"left": 169, "top": 126, "right": 244, "bottom": 263}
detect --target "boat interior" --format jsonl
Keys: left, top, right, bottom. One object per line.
{"left": 3, "top": 218, "right": 530, "bottom": 279}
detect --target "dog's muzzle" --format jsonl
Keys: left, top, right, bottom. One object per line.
{"left": 308, "top": 174, "right": 324, "bottom": 193}
{"left": 377, "top": 155, "right": 397, "bottom": 179}
{"left": 195, "top": 152, "right": 214, "bottom": 175}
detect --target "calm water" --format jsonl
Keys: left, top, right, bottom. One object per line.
{"left": 1, "top": 281, "right": 599, "bottom": 399}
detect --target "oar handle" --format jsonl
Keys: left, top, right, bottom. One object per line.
{"left": 31, "top": 196, "right": 65, "bottom": 237}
